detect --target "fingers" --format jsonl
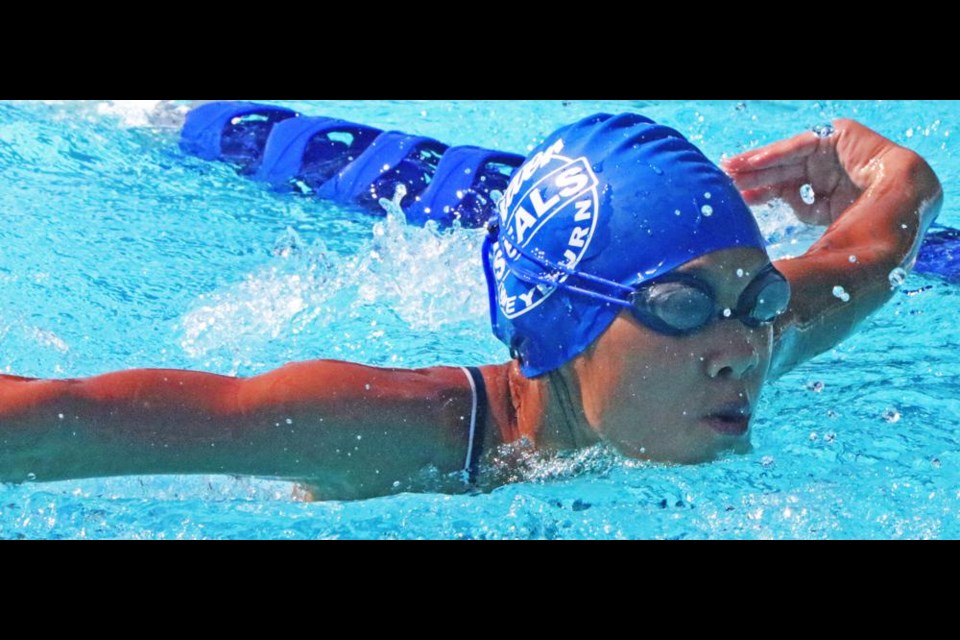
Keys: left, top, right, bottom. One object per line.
{"left": 722, "top": 129, "right": 822, "bottom": 174}
{"left": 728, "top": 162, "right": 808, "bottom": 191}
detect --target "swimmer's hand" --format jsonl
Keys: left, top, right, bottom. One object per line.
{"left": 723, "top": 119, "right": 943, "bottom": 379}
{"left": 722, "top": 119, "right": 909, "bottom": 227}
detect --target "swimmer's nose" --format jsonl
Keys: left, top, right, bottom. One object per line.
{"left": 703, "top": 331, "right": 760, "bottom": 380}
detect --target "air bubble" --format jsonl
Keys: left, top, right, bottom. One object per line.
{"left": 704, "top": 192, "right": 712, "bottom": 199}
{"left": 27, "top": 473, "right": 36, "bottom": 481}
{"left": 285, "top": 418, "right": 293, "bottom": 425}
{"left": 806, "top": 380, "right": 824, "bottom": 393}
{"left": 848, "top": 255, "right": 858, "bottom": 263}
{"left": 674, "top": 209, "right": 681, "bottom": 216}
{"left": 882, "top": 407, "right": 901, "bottom": 423}
{"left": 832, "top": 285, "right": 850, "bottom": 302}
{"left": 364, "top": 383, "right": 371, "bottom": 390}
{"left": 800, "top": 184, "right": 815, "bottom": 205}
{"left": 701, "top": 205, "right": 713, "bottom": 216}
{"left": 888, "top": 267, "right": 907, "bottom": 287}
{"left": 736, "top": 268, "right": 744, "bottom": 278}
{"left": 722, "top": 307, "right": 732, "bottom": 318}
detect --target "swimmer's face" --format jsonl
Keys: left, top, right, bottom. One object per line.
{"left": 569, "top": 247, "right": 774, "bottom": 463}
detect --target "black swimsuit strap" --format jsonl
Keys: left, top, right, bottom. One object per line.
{"left": 463, "top": 366, "right": 488, "bottom": 485}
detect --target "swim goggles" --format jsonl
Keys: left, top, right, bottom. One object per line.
{"left": 483, "top": 220, "right": 791, "bottom": 336}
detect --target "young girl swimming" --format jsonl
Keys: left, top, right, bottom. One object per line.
{"left": 0, "top": 112, "right": 942, "bottom": 500}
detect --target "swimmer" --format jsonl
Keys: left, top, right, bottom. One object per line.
{"left": 0, "top": 114, "right": 942, "bottom": 500}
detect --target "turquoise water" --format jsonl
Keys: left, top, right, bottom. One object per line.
{"left": 1, "top": 99, "right": 957, "bottom": 539}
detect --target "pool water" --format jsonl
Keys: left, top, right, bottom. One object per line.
{"left": 1, "top": 99, "right": 957, "bottom": 539}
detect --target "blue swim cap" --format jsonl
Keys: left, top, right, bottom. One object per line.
{"left": 482, "top": 113, "right": 768, "bottom": 378}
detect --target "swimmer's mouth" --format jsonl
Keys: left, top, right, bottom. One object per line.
{"left": 702, "top": 404, "right": 751, "bottom": 436}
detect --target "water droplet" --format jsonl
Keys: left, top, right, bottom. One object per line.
{"left": 848, "top": 255, "right": 858, "bottom": 263}
{"left": 27, "top": 473, "right": 36, "bottom": 481}
{"left": 882, "top": 407, "right": 901, "bottom": 423}
{"left": 832, "top": 285, "right": 850, "bottom": 302}
{"left": 809, "top": 432, "right": 819, "bottom": 441}
{"left": 701, "top": 205, "right": 713, "bottom": 217}
{"left": 735, "top": 102, "right": 747, "bottom": 112}
{"left": 761, "top": 456, "right": 775, "bottom": 468}
{"left": 888, "top": 267, "right": 907, "bottom": 287}
{"left": 800, "top": 183, "right": 816, "bottom": 205}
{"left": 905, "top": 128, "right": 914, "bottom": 138}
{"left": 704, "top": 192, "right": 712, "bottom": 199}
{"left": 722, "top": 307, "right": 732, "bottom": 318}
{"left": 824, "top": 432, "right": 836, "bottom": 443}
{"left": 812, "top": 123, "right": 834, "bottom": 138}
{"left": 736, "top": 268, "right": 744, "bottom": 278}
{"left": 806, "top": 380, "right": 824, "bottom": 393}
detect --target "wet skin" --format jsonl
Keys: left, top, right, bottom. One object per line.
{"left": 0, "top": 118, "right": 944, "bottom": 499}
{"left": 561, "top": 247, "right": 772, "bottom": 464}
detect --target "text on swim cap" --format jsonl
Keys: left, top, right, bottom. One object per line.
{"left": 499, "top": 138, "right": 565, "bottom": 219}
{"left": 492, "top": 153, "right": 600, "bottom": 320}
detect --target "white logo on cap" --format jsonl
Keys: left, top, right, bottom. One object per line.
{"left": 493, "top": 146, "right": 600, "bottom": 320}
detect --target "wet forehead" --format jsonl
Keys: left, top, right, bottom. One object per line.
{"left": 674, "top": 248, "right": 772, "bottom": 301}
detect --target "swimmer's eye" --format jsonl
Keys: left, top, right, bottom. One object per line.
{"left": 738, "top": 267, "right": 791, "bottom": 327}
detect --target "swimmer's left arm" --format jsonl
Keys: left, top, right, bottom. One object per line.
{"left": 723, "top": 118, "right": 943, "bottom": 380}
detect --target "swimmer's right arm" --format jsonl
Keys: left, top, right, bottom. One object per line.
{"left": 723, "top": 119, "right": 943, "bottom": 379}
{"left": 0, "top": 362, "right": 475, "bottom": 498}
